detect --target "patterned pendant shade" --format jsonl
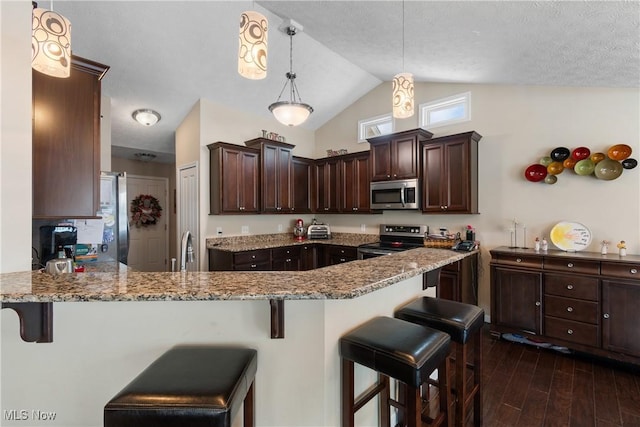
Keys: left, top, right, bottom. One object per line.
{"left": 32, "top": 8, "right": 71, "bottom": 78}
{"left": 392, "top": 72, "right": 414, "bottom": 119}
{"left": 238, "top": 11, "right": 268, "bottom": 80}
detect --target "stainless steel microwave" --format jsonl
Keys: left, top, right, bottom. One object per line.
{"left": 370, "top": 178, "right": 420, "bottom": 210}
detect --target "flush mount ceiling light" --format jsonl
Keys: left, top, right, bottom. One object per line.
{"left": 268, "top": 20, "right": 313, "bottom": 127}
{"left": 238, "top": 10, "right": 268, "bottom": 79}
{"left": 132, "top": 109, "right": 161, "bottom": 126}
{"left": 31, "top": 2, "right": 72, "bottom": 78}
{"left": 392, "top": 0, "right": 414, "bottom": 119}
{"left": 134, "top": 152, "right": 157, "bottom": 162}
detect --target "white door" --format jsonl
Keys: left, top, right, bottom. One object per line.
{"left": 178, "top": 162, "right": 199, "bottom": 271}
{"left": 127, "top": 175, "right": 169, "bottom": 271}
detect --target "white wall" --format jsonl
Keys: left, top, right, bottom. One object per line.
{"left": 315, "top": 81, "right": 640, "bottom": 317}
{"left": 0, "top": 0, "right": 32, "bottom": 273}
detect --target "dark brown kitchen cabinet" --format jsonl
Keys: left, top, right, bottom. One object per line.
{"left": 341, "top": 152, "right": 371, "bottom": 213}
{"left": 435, "top": 254, "right": 478, "bottom": 305}
{"left": 208, "top": 248, "right": 271, "bottom": 271}
{"left": 245, "top": 138, "right": 295, "bottom": 213}
{"left": 491, "top": 247, "right": 640, "bottom": 365}
{"left": 325, "top": 245, "right": 358, "bottom": 266}
{"left": 300, "top": 244, "right": 317, "bottom": 270}
{"left": 292, "top": 156, "right": 314, "bottom": 214}
{"left": 32, "top": 55, "right": 109, "bottom": 219}
{"left": 421, "top": 131, "right": 481, "bottom": 214}
{"left": 367, "top": 128, "right": 433, "bottom": 182}
{"left": 272, "top": 246, "right": 302, "bottom": 271}
{"left": 314, "top": 157, "right": 341, "bottom": 213}
{"left": 602, "top": 278, "right": 640, "bottom": 357}
{"left": 492, "top": 263, "right": 543, "bottom": 335}
{"left": 208, "top": 142, "right": 259, "bottom": 214}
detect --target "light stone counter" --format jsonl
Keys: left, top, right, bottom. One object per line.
{"left": 0, "top": 248, "right": 470, "bottom": 303}
{"left": 205, "top": 232, "right": 379, "bottom": 252}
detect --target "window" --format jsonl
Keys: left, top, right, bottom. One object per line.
{"left": 358, "top": 114, "right": 393, "bottom": 143}
{"left": 419, "top": 92, "right": 471, "bottom": 129}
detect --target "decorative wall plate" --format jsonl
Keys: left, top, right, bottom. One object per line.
{"left": 550, "top": 221, "right": 592, "bottom": 252}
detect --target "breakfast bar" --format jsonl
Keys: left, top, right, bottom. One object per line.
{"left": 1, "top": 248, "right": 473, "bottom": 427}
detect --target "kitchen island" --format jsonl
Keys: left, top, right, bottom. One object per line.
{"left": 1, "top": 248, "right": 473, "bottom": 427}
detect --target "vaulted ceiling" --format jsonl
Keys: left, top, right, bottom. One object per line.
{"left": 54, "top": 1, "right": 640, "bottom": 163}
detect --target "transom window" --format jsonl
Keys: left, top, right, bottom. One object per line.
{"left": 358, "top": 114, "right": 393, "bottom": 143}
{"left": 419, "top": 92, "right": 471, "bottom": 129}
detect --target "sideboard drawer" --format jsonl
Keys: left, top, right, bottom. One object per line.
{"left": 544, "top": 274, "right": 599, "bottom": 301}
{"left": 493, "top": 254, "right": 543, "bottom": 269}
{"left": 544, "top": 295, "right": 598, "bottom": 324}
{"left": 544, "top": 317, "right": 599, "bottom": 347}
{"left": 544, "top": 258, "right": 600, "bottom": 274}
{"left": 601, "top": 262, "right": 640, "bottom": 280}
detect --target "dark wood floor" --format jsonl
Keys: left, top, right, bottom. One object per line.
{"left": 482, "top": 325, "right": 640, "bottom": 427}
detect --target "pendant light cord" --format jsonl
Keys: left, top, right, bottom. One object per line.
{"left": 402, "top": 0, "right": 405, "bottom": 72}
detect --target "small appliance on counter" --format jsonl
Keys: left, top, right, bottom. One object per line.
{"left": 307, "top": 222, "right": 331, "bottom": 240}
{"left": 293, "top": 219, "right": 307, "bottom": 241}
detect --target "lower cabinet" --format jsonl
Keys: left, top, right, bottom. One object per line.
{"left": 325, "top": 245, "right": 358, "bottom": 266}
{"left": 435, "top": 254, "right": 478, "bottom": 305}
{"left": 490, "top": 247, "right": 640, "bottom": 365}
{"left": 272, "top": 246, "right": 302, "bottom": 271}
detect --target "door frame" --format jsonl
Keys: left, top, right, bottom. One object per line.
{"left": 177, "top": 161, "right": 200, "bottom": 272}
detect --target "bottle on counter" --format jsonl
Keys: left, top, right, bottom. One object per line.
{"left": 541, "top": 238, "right": 549, "bottom": 252}
{"left": 534, "top": 237, "right": 540, "bottom": 252}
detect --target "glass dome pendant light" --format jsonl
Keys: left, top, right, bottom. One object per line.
{"left": 32, "top": 0, "right": 72, "bottom": 78}
{"left": 268, "top": 23, "right": 313, "bottom": 127}
{"left": 392, "top": 0, "right": 414, "bottom": 119}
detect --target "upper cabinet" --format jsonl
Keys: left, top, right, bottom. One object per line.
{"left": 291, "top": 156, "right": 314, "bottom": 214}
{"left": 245, "top": 138, "right": 295, "bottom": 213}
{"left": 421, "top": 131, "right": 481, "bottom": 214}
{"left": 32, "top": 55, "right": 109, "bottom": 219}
{"left": 367, "top": 128, "right": 433, "bottom": 182}
{"left": 341, "top": 151, "right": 371, "bottom": 213}
{"left": 208, "top": 142, "right": 260, "bottom": 214}
{"left": 314, "top": 156, "right": 341, "bottom": 213}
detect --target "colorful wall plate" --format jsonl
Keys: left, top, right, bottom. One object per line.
{"left": 550, "top": 221, "right": 592, "bottom": 252}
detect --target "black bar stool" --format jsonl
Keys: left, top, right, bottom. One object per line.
{"left": 104, "top": 346, "right": 257, "bottom": 427}
{"left": 396, "top": 297, "right": 484, "bottom": 427}
{"left": 340, "top": 316, "right": 453, "bottom": 427}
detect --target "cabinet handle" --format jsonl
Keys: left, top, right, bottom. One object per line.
{"left": 516, "top": 258, "right": 522, "bottom": 263}
{"left": 387, "top": 175, "right": 391, "bottom": 178}
{"left": 340, "top": 258, "right": 346, "bottom": 262}
{"left": 286, "top": 258, "right": 291, "bottom": 262}
{"left": 567, "top": 284, "right": 574, "bottom": 290}
{"left": 567, "top": 262, "right": 574, "bottom": 268}
{"left": 631, "top": 268, "right": 638, "bottom": 274}
{"left": 567, "top": 329, "right": 574, "bottom": 335}
{"left": 603, "top": 313, "right": 610, "bottom": 319}
{"left": 251, "top": 255, "right": 256, "bottom": 259}
{"left": 240, "top": 207, "right": 245, "bottom": 211}
{"left": 567, "top": 306, "right": 573, "bottom": 312}
{"left": 535, "top": 301, "right": 541, "bottom": 307}
{"left": 353, "top": 207, "right": 358, "bottom": 211}
{"left": 251, "top": 264, "right": 257, "bottom": 268}
{"left": 393, "top": 174, "right": 397, "bottom": 178}
{"left": 324, "top": 207, "right": 329, "bottom": 211}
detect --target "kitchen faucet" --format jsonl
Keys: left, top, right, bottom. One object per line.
{"left": 180, "top": 230, "right": 195, "bottom": 272}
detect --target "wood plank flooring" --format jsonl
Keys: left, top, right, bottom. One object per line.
{"left": 482, "top": 325, "right": 640, "bottom": 427}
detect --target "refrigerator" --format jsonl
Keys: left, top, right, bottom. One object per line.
{"left": 97, "top": 172, "right": 129, "bottom": 264}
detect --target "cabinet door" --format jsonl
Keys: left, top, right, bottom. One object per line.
{"left": 315, "top": 159, "right": 341, "bottom": 213}
{"left": 33, "top": 56, "right": 108, "bottom": 218}
{"left": 272, "top": 246, "right": 301, "bottom": 271}
{"left": 492, "top": 266, "right": 543, "bottom": 334}
{"left": 292, "top": 157, "right": 313, "bottom": 213}
{"left": 327, "top": 245, "right": 357, "bottom": 265}
{"left": 442, "top": 140, "right": 470, "bottom": 212}
{"left": 392, "top": 136, "right": 419, "bottom": 179}
{"left": 300, "top": 244, "right": 316, "bottom": 271}
{"left": 215, "top": 146, "right": 259, "bottom": 213}
{"left": 602, "top": 279, "right": 640, "bottom": 357}
{"left": 370, "top": 141, "right": 393, "bottom": 181}
{"left": 262, "top": 144, "right": 293, "bottom": 213}
{"left": 341, "top": 152, "right": 371, "bottom": 213}
{"left": 421, "top": 143, "right": 445, "bottom": 212}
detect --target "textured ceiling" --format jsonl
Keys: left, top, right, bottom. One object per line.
{"left": 54, "top": 1, "right": 639, "bottom": 164}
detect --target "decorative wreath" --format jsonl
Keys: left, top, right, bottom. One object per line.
{"left": 130, "top": 194, "right": 162, "bottom": 228}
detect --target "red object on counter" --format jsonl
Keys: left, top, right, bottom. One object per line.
{"left": 74, "top": 265, "right": 85, "bottom": 272}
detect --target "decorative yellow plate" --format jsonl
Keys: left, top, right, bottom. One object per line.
{"left": 550, "top": 221, "right": 592, "bottom": 252}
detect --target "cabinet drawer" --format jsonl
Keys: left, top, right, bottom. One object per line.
{"left": 493, "top": 254, "right": 543, "bottom": 269}
{"left": 544, "top": 274, "right": 599, "bottom": 301}
{"left": 544, "top": 295, "right": 598, "bottom": 324}
{"left": 544, "top": 317, "right": 599, "bottom": 347}
{"left": 272, "top": 246, "right": 301, "bottom": 260}
{"left": 544, "top": 258, "right": 599, "bottom": 274}
{"left": 234, "top": 249, "right": 270, "bottom": 265}
{"left": 327, "top": 246, "right": 357, "bottom": 258}
{"left": 234, "top": 260, "right": 271, "bottom": 271}
{"left": 601, "top": 262, "right": 640, "bottom": 280}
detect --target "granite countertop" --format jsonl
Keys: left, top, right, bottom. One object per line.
{"left": 206, "top": 232, "right": 379, "bottom": 251}
{"left": 0, "top": 248, "right": 473, "bottom": 303}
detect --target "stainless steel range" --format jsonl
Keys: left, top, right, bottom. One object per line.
{"left": 357, "top": 224, "right": 428, "bottom": 259}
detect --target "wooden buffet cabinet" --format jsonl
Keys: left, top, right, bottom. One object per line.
{"left": 32, "top": 56, "right": 109, "bottom": 219}
{"left": 490, "top": 247, "right": 640, "bottom": 364}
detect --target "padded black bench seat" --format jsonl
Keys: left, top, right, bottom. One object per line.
{"left": 104, "top": 346, "right": 257, "bottom": 427}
